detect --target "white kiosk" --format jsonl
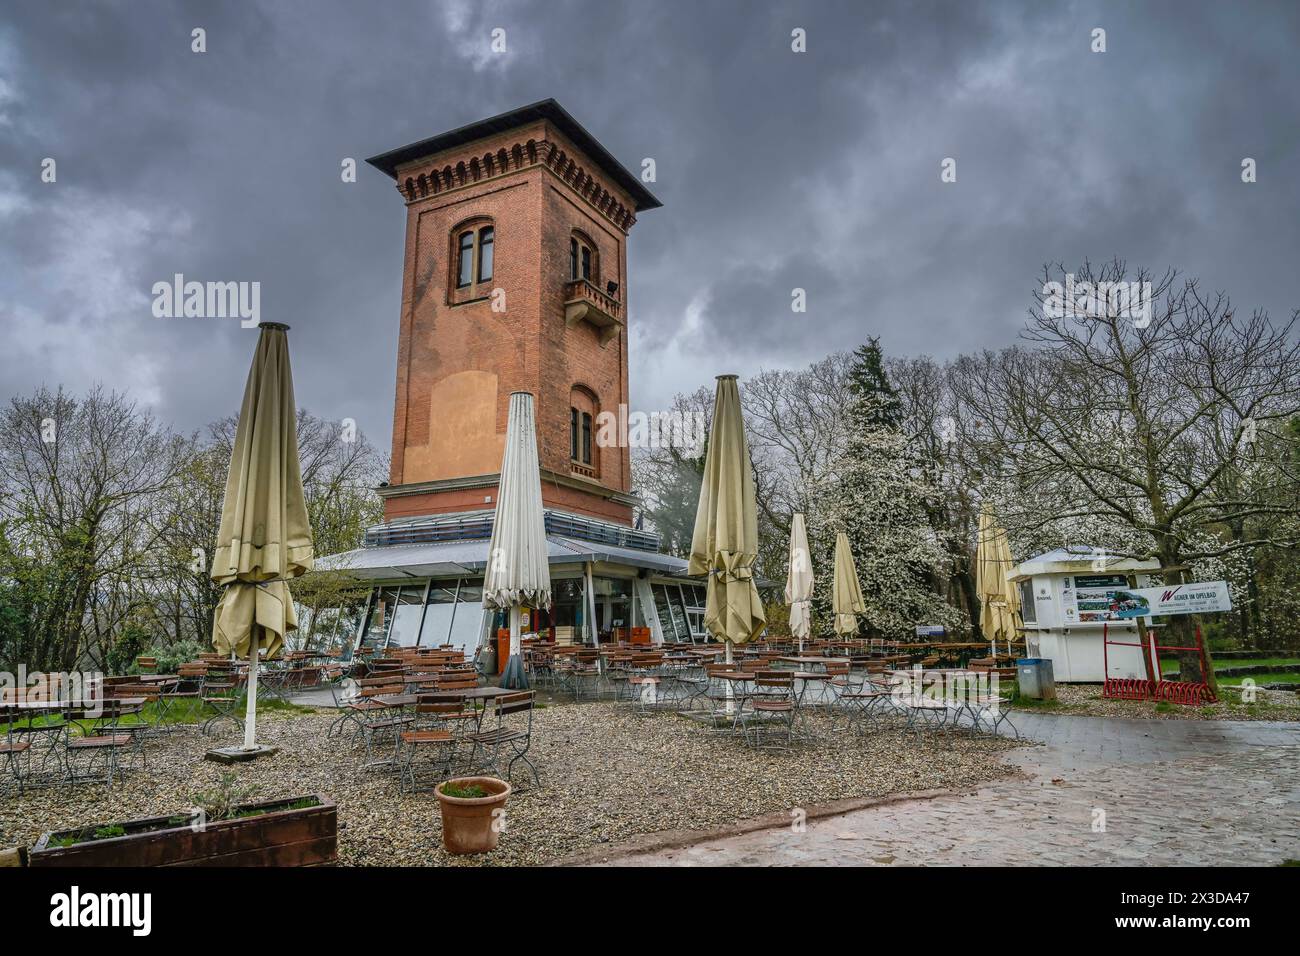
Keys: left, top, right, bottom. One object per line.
{"left": 1008, "top": 547, "right": 1161, "bottom": 683}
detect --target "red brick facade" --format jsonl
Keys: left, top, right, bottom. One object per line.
{"left": 373, "top": 109, "right": 654, "bottom": 525}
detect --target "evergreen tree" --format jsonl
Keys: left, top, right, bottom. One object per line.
{"left": 846, "top": 337, "right": 902, "bottom": 429}
{"left": 810, "top": 341, "right": 957, "bottom": 637}
{"left": 636, "top": 441, "right": 706, "bottom": 559}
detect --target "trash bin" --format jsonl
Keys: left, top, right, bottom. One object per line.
{"left": 1016, "top": 657, "right": 1057, "bottom": 700}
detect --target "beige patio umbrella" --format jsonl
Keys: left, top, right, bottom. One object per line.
{"left": 482, "top": 392, "right": 552, "bottom": 689}
{"left": 689, "top": 375, "right": 766, "bottom": 679}
{"left": 210, "top": 322, "right": 314, "bottom": 753}
{"left": 784, "top": 512, "right": 814, "bottom": 653}
{"left": 976, "top": 502, "right": 1020, "bottom": 657}
{"left": 832, "top": 532, "right": 866, "bottom": 638}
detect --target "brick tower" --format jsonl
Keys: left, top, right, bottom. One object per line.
{"left": 366, "top": 100, "right": 661, "bottom": 527}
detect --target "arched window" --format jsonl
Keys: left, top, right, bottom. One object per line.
{"left": 569, "top": 385, "right": 599, "bottom": 472}
{"left": 569, "top": 232, "right": 597, "bottom": 283}
{"left": 452, "top": 219, "right": 495, "bottom": 294}
{"left": 569, "top": 406, "right": 594, "bottom": 464}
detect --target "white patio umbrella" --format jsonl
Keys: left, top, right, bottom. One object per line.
{"left": 784, "top": 512, "right": 814, "bottom": 653}
{"left": 482, "top": 392, "right": 552, "bottom": 689}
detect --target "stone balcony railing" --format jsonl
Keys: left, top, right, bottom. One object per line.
{"left": 563, "top": 279, "right": 623, "bottom": 345}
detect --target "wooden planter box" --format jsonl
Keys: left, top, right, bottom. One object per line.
{"left": 29, "top": 793, "right": 336, "bottom": 867}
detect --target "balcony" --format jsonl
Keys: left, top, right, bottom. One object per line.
{"left": 563, "top": 279, "right": 623, "bottom": 346}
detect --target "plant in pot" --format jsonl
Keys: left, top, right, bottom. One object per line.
{"left": 435, "top": 776, "right": 511, "bottom": 855}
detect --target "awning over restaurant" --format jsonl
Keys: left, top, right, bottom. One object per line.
{"left": 549, "top": 536, "right": 691, "bottom": 575}
{"left": 318, "top": 535, "right": 691, "bottom": 582}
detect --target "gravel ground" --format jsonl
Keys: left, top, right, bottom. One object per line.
{"left": 0, "top": 703, "right": 1020, "bottom": 866}
{"left": 1012, "top": 683, "right": 1300, "bottom": 721}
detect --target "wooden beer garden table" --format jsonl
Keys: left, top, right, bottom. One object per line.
{"left": 375, "top": 686, "right": 512, "bottom": 710}
{"left": 775, "top": 656, "right": 849, "bottom": 670}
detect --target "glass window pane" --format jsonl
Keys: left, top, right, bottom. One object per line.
{"left": 1019, "top": 580, "right": 1036, "bottom": 624}
{"left": 299, "top": 592, "right": 367, "bottom": 656}
{"left": 448, "top": 582, "right": 485, "bottom": 656}
{"left": 457, "top": 231, "right": 473, "bottom": 287}
{"left": 652, "top": 583, "right": 686, "bottom": 642}
{"left": 552, "top": 577, "right": 582, "bottom": 629}
{"left": 667, "top": 585, "right": 690, "bottom": 641}
{"left": 570, "top": 238, "right": 578, "bottom": 280}
{"left": 478, "top": 227, "right": 494, "bottom": 282}
{"left": 581, "top": 245, "right": 591, "bottom": 280}
{"left": 387, "top": 585, "right": 425, "bottom": 648}
{"left": 593, "top": 576, "right": 632, "bottom": 634}
{"left": 359, "top": 586, "right": 397, "bottom": 650}
{"left": 581, "top": 412, "right": 592, "bottom": 464}
{"left": 419, "top": 585, "right": 458, "bottom": 647}
{"left": 570, "top": 407, "right": 578, "bottom": 460}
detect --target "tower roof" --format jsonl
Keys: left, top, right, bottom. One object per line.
{"left": 365, "top": 98, "right": 662, "bottom": 212}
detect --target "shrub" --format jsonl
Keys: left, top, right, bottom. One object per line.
{"left": 191, "top": 772, "right": 259, "bottom": 822}
{"left": 106, "top": 620, "right": 153, "bottom": 675}
{"left": 137, "top": 639, "right": 209, "bottom": 674}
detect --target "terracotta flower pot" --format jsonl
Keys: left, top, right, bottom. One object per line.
{"left": 435, "top": 777, "right": 511, "bottom": 855}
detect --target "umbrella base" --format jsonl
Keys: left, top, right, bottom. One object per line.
{"left": 500, "top": 654, "right": 530, "bottom": 690}
{"left": 204, "top": 744, "right": 280, "bottom": 764}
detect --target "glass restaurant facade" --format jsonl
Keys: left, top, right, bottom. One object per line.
{"left": 314, "top": 508, "right": 706, "bottom": 659}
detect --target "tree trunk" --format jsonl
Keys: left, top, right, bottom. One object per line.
{"left": 1155, "top": 537, "right": 1216, "bottom": 692}
{"left": 957, "top": 566, "right": 981, "bottom": 641}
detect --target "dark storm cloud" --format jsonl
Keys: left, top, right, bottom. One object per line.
{"left": 2, "top": 0, "right": 1298, "bottom": 448}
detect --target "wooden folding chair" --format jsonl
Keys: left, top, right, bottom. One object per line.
{"left": 469, "top": 691, "right": 538, "bottom": 787}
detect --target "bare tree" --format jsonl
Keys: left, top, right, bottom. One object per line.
{"left": 0, "top": 386, "right": 190, "bottom": 671}
{"left": 955, "top": 260, "right": 1300, "bottom": 682}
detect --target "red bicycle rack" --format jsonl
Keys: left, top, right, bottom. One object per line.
{"left": 1101, "top": 622, "right": 1216, "bottom": 705}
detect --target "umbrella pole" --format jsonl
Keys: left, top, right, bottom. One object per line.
{"left": 243, "top": 627, "right": 259, "bottom": 750}
{"left": 500, "top": 604, "right": 529, "bottom": 690}
{"left": 724, "top": 639, "right": 734, "bottom": 715}
{"left": 510, "top": 603, "right": 521, "bottom": 675}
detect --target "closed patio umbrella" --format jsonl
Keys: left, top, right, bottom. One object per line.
{"left": 210, "top": 322, "right": 314, "bottom": 754}
{"left": 976, "top": 502, "right": 1020, "bottom": 657}
{"left": 832, "top": 532, "right": 866, "bottom": 638}
{"left": 784, "top": 512, "right": 814, "bottom": 653}
{"left": 689, "top": 376, "right": 766, "bottom": 686}
{"left": 482, "top": 392, "right": 552, "bottom": 690}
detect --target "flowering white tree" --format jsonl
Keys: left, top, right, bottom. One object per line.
{"left": 808, "top": 341, "right": 959, "bottom": 639}
{"left": 808, "top": 418, "right": 960, "bottom": 638}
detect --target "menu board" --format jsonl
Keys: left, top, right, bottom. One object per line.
{"left": 1061, "top": 574, "right": 1132, "bottom": 624}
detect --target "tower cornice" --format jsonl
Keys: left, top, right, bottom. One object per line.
{"left": 390, "top": 136, "right": 640, "bottom": 233}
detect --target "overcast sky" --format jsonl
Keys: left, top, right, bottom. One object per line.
{"left": 2, "top": 0, "right": 1298, "bottom": 451}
